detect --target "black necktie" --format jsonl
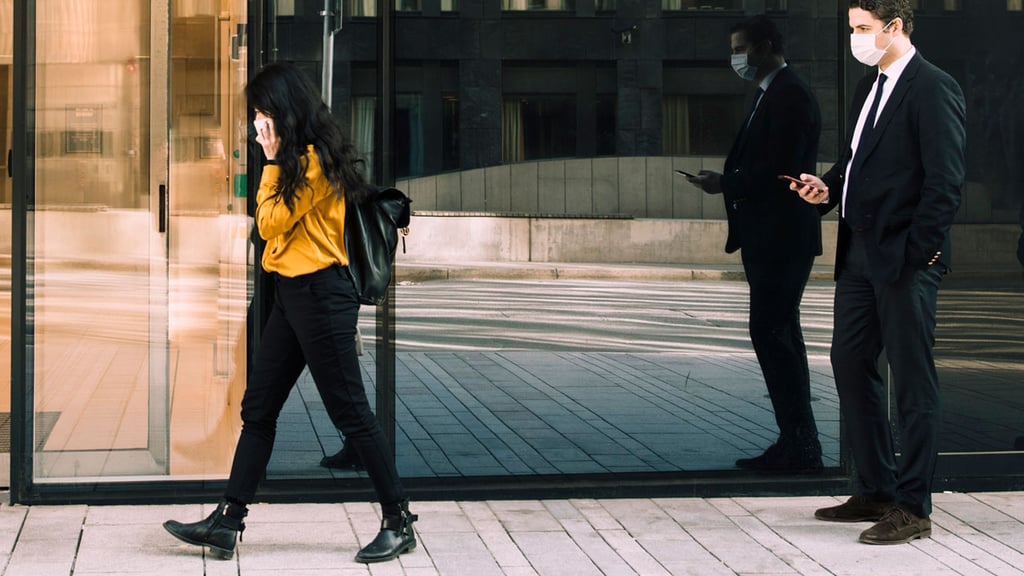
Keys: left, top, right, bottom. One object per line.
{"left": 850, "top": 73, "right": 887, "bottom": 179}
{"left": 745, "top": 88, "right": 764, "bottom": 129}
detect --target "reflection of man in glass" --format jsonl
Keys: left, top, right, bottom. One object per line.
{"left": 686, "top": 14, "right": 823, "bottom": 473}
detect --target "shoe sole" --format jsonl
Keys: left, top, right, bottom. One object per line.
{"left": 859, "top": 528, "right": 931, "bottom": 545}
{"left": 163, "top": 522, "right": 235, "bottom": 560}
{"left": 814, "top": 512, "right": 885, "bottom": 523}
{"left": 354, "top": 540, "right": 416, "bottom": 564}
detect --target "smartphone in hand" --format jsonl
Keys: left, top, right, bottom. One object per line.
{"left": 778, "top": 174, "right": 804, "bottom": 186}
{"left": 675, "top": 169, "right": 698, "bottom": 178}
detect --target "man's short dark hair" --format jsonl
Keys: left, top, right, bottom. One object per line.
{"left": 850, "top": 0, "right": 915, "bottom": 35}
{"left": 730, "top": 15, "right": 785, "bottom": 56}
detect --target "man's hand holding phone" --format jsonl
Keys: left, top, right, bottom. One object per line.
{"left": 779, "top": 174, "right": 829, "bottom": 205}
{"left": 679, "top": 169, "right": 722, "bottom": 194}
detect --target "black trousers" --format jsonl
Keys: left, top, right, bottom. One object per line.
{"left": 225, "top": 266, "right": 406, "bottom": 510}
{"left": 831, "top": 233, "right": 943, "bottom": 518}
{"left": 742, "top": 245, "right": 819, "bottom": 449}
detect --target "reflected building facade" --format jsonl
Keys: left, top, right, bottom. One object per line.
{"left": 1, "top": 0, "right": 1022, "bottom": 503}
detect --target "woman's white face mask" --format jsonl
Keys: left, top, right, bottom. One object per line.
{"left": 850, "top": 19, "right": 896, "bottom": 66}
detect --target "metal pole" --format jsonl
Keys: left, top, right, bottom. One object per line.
{"left": 375, "top": 0, "right": 397, "bottom": 454}
{"left": 10, "top": 0, "right": 36, "bottom": 504}
{"left": 321, "top": 0, "right": 343, "bottom": 107}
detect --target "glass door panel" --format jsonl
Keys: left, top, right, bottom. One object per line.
{"left": 166, "top": 0, "right": 250, "bottom": 477}
{"left": 30, "top": 0, "right": 169, "bottom": 480}
{"left": 25, "top": 0, "right": 251, "bottom": 484}
{"left": 0, "top": 0, "right": 12, "bottom": 487}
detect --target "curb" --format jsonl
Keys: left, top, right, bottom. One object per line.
{"left": 395, "top": 262, "right": 836, "bottom": 283}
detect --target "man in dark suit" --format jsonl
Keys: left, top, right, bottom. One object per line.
{"left": 687, "top": 15, "right": 823, "bottom": 473}
{"left": 790, "top": 0, "right": 966, "bottom": 545}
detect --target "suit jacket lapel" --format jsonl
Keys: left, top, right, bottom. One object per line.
{"left": 730, "top": 67, "right": 789, "bottom": 161}
{"left": 856, "top": 53, "right": 922, "bottom": 163}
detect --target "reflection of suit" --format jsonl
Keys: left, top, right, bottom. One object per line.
{"left": 819, "top": 51, "right": 966, "bottom": 518}
{"left": 720, "top": 65, "right": 822, "bottom": 456}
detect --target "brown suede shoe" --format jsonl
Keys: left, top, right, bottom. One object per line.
{"left": 814, "top": 495, "right": 893, "bottom": 523}
{"left": 858, "top": 507, "right": 931, "bottom": 545}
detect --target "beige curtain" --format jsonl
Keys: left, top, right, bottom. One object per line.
{"left": 502, "top": 97, "right": 524, "bottom": 163}
{"left": 352, "top": 0, "right": 377, "bottom": 17}
{"left": 662, "top": 95, "right": 689, "bottom": 156}
{"left": 352, "top": 97, "right": 376, "bottom": 178}
{"left": 0, "top": 0, "right": 11, "bottom": 59}
{"left": 502, "top": 0, "right": 529, "bottom": 10}
{"left": 37, "top": 0, "right": 99, "bottom": 64}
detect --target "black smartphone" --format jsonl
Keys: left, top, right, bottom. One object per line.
{"left": 674, "top": 169, "right": 697, "bottom": 178}
{"left": 777, "top": 174, "right": 804, "bottom": 186}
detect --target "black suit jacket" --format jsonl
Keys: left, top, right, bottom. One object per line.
{"left": 721, "top": 66, "right": 822, "bottom": 261}
{"left": 820, "top": 51, "right": 966, "bottom": 283}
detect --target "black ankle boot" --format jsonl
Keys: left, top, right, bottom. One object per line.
{"left": 319, "top": 441, "right": 365, "bottom": 470}
{"left": 163, "top": 500, "right": 247, "bottom": 560}
{"left": 354, "top": 502, "right": 418, "bottom": 563}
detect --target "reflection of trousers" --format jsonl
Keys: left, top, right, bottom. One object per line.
{"left": 831, "top": 234, "right": 943, "bottom": 518}
{"left": 225, "top": 266, "right": 405, "bottom": 508}
{"left": 742, "top": 247, "right": 818, "bottom": 446}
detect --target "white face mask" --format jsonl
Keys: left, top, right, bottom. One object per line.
{"left": 850, "top": 20, "right": 896, "bottom": 66}
{"left": 731, "top": 53, "right": 758, "bottom": 81}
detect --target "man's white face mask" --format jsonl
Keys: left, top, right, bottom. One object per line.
{"left": 850, "top": 19, "right": 896, "bottom": 66}
{"left": 731, "top": 53, "right": 758, "bottom": 81}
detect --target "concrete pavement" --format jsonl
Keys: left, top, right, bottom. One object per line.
{"left": 4, "top": 262, "right": 1021, "bottom": 575}
{"left": 2, "top": 491, "right": 1024, "bottom": 575}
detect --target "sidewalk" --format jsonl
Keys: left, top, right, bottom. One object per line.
{"left": 2, "top": 491, "right": 1024, "bottom": 575}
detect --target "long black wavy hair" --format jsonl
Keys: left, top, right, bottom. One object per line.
{"left": 245, "top": 62, "right": 368, "bottom": 210}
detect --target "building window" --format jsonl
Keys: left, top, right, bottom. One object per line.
{"left": 502, "top": 96, "right": 576, "bottom": 162}
{"left": 442, "top": 95, "right": 460, "bottom": 171}
{"left": 351, "top": 0, "right": 373, "bottom": 16}
{"left": 943, "top": 0, "right": 961, "bottom": 10}
{"left": 351, "top": 96, "right": 376, "bottom": 176}
{"left": 595, "top": 0, "right": 615, "bottom": 10}
{"left": 1009, "top": 0, "right": 1022, "bottom": 9}
{"left": 350, "top": 0, "right": 435, "bottom": 16}
{"left": 595, "top": 95, "right": 616, "bottom": 156}
{"left": 442, "top": 0, "right": 459, "bottom": 11}
{"left": 396, "top": 94, "right": 424, "bottom": 178}
{"left": 502, "top": 0, "right": 576, "bottom": 11}
{"left": 350, "top": 95, "right": 427, "bottom": 178}
{"left": 663, "top": 94, "right": 743, "bottom": 156}
{"left": 662, "top": 0, "right": 741, "bottom": 11}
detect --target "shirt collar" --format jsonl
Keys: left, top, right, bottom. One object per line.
{"left": 758, "top": 62, "right": 787, "bottom": 92}
{"left": 878, "top": 46, "right": 915, "bottom": 84}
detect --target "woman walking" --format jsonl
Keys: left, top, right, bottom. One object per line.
{"left": 164, "top": 62, "right": 417, "bottom": 564}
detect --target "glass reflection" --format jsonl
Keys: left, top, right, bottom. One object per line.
{"left": 0, "top": 0, "right": 10, "bottom": 487}
{"left": 27, "top": 0, "right": 249, "bottom": 482}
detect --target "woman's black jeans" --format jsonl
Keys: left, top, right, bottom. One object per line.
{"left": 225, "top": 266, "right": 406, "bottom": 511}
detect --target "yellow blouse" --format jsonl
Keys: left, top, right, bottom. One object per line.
{"left": 256, "top": 146, "right": 349, "bottom": 277}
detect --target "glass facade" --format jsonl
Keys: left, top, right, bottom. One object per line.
{"left": 3, "top": 0, "right": 1022, "bottom": 502}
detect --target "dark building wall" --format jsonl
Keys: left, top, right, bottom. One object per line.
{"left": 267, "top": 0, "right": 840, "bottom": 175}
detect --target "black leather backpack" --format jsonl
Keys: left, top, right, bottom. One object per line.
{"left": 344, "top": 185, "right": 412, "bottom": 306}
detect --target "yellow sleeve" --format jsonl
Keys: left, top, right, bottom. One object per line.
{"left": 255, "top": 154, "right": 334, "bottom": 241}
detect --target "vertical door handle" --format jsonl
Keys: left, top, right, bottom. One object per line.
{"left": 159, "top": 184, "right": 167, "bottom": 233}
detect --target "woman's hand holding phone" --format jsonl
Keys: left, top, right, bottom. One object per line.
{"left": 254, "top": 115, "right": 279, "bottom": 161}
